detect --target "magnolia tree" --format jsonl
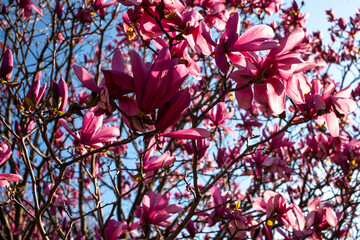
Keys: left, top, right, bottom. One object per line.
{"left": 0, "top": 0, "right": 360, "bottom": 239}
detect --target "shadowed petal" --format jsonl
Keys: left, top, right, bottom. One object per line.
{"left": 73, "top": 65, "right": 101, "bottom": 93}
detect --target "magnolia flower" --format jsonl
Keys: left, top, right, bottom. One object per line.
{"left": 155, "top": 88, "right": 191, "bottom": 132}
{"left": 134, "top": 190, "right": 182, "bottom": 227}
{"left": 130, "top": 46, "right": 188, "bottom": 113}
{"left": 0, "top": 142, "right": 23, "bottom": 185}
{"left": 206, "top": 102, "right": 235, "bottom": 135}
{"left": 59, "top": 108, "right": 119, "bottom": 149}
{"left": 16, "top": 0, "right": 43, "bottom": 20}
{"left": 306, "top": 197, "right": 342, "bottom": 228}
{"left": 0, "top": 49, "right": 13, "bottom": 82}
{"left": 315, "top": 83, "right": 357, "bottom": 137}
{"left": 215, "top": 12, "right": 278, "bottom": 74}
{"left": 52, "top": 77, "right": 68, "bottom": 112}
{"left": 253, "top": 191, "right": 305, "bottom": 231}
{"left": 230, "top": 28, "right": 315, "bottom": 115}
{"left": 143, "top": 138, "right": 175, "bottom": 172}
{"left": 22, "top": 76, "right": 47, "bottom": 111}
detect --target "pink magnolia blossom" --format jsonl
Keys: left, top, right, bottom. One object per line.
{"left": 155, "top": 88, "right": 190, "bottom": 132}
{"left": 0, "top": 142, "right": 23, "bottom": 185}
{"left": 59, "top": 108, "right": 120, "bottom": 149}
{"left": 253, "top": 191, "right": 305, "bottom": 231}
{"left": 302, "top": 80, "right": 357, "bottom": 137}
{"left": 230, "top": 28, "right": 315, "bottom": 114}
{"left": 143, "top": 138, "right": 175, "bottom": 172}
{"left": 16, "top": 0, "right": 43, "bottom": 20}
{"left": 134, "top": 190, "right": 182, "bottom": 227}
{"left": 130, "top": 47, "right": 188, "bottom": 112}
{"left": 0, "top": 49, "right": 13, "bottom": 82}
{"left": 208, "top": 185, "right": 232, "bottom": 226}
{"left": 206, "top": 102, "right": 235, "bottom": 135}
{"left": 90, "top": 0, "right": 116, "bottom": 18}
{"left": 101, "top": 219, "right": 138, "bottom": 240}
{"left": 52, "top": 77, "right": 68, "bottom": 112}
{"left": 215, "top": 12, "right": 278, "bottom": 74}
{"left": 306, "top": 197, "right": 341, "bottom": 227}
{"left": 23, "top": 76, "right": 47, "bottom": 111}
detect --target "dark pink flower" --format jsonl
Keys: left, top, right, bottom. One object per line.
{"left": 104, "top": 219, "right": 127, "bottom": 240}
{"left": 155, "top": 88, "right": 190, "bottom": 132}
{"left": 59, "top": 108, "right": 120, "bottom": 149}
{"left": 16, "top": 0, "right": 43, "bottom": 20}
{"left": 230, "top": 28, "right": 315, "bottom": 115}
{"left": 143, "top": 138, "right": 175, "bottom": 172}
{"left": 130, "top": 47, "right": 188, "bottom": 112}
{"left": 90, "top": 0, "right": 116, "bottom": 17}
{"left": 253, "top": 191, "right": 305, "bottom": 231}
{"left": 52, "top": 77, "right": 68, "bottom": 112}
{"left": 23, "top": 77, "right": 47, "bottom": 111}
{"left": 134, "top": 190, "right": 182, "bottom": 227}
{"left": 215, "top": 12, "right": 278, "bottom": 74}
{"left": 0, "top": 49, "right": 13, "bottom": 82}
{"left": 303, "top": 80, "right": 357, "bottom": 137}
{"left": 0, "top": 142, "right": 23, "bottom": 184}
{"left": 306, "top": 197, "right": 342, "bottom": 229}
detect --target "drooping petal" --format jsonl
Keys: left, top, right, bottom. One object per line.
{"left": 160, "top": 128, "right": 210, "bottom": 139}
{"left": 267, "top": 78, "right": 286, "bottom": 115}
{"left": 0, "top": 173, "right": 23, "bottom": 182}
{"left": 324, "top": 112, "right": 339, "bottom": 137}
{"left": 73, "top": 65, "right": 101, "bottom": 93}
{"left": 269, "top": 28, "right": 304, "bottom": 57}
{"left": 235, "top": 84, "right": 253, "bottom": 109}
{"left": 325, "top": 208, "right": 338, "bottom": 226}
{"left": 59, "top": 119, "right": 81, "bottom": 142}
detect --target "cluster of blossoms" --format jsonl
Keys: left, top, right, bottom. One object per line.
{"left": 0, "top": 0, "right": 360, "bottom": 239}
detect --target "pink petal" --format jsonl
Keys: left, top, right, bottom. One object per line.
{"left": 270, "top": 28, "right": 304, "bottom": 56}
{"left": 306, "top": 211, "right": 316, "bottom": 227}
{"left": 112, "top": 50, "right": 125, "bottom": 72}
{"left": 324, "top": 112, "right": 339, "bottom": 137}
{"left": 267, "top": 79, "right": 286, "bottom": 115}
{"left": 236, "top": 25, "right": 275, "bottom": 46}
{"left": 308, "top": 197, "right": 321, "bottom": 212}
{"left": 58, "top": 77, "right": 68, "bottom": 111}
{"left": 332, "top": 85, "right": 352, "bottom": 99}
{"left": 0, "top": 141, "right": 12, "bottom": 166}
{"left": 89, "top": 127, "right": 120, "bottom": 144}
{"left": 118, "top": 96, "right": 140, "bottom": 116}
{"left": 59, "top": 119, "right": 81, "bottom": 142}
{"left": 253, "top": 197, "right": 267, "bottom": 212}
{"left": 286, "top": 75, "right": 305, "bottom": 104}
{"left": 332, "top": 98, "right": 357, "bottom": 114}
{"left": 160, "top": 128, "right": 210, "bottom": 139}
{"left": 235, "top": 85, "right": 253, "bottom": 109}
{"left": 73, "top": 65, "right": 101, "bottom": 93}
{"left": 215, "top": 41, "right": 229, "bottom": 74}
{"left": 325, "top": 208, "right": 338, "bottom": 226}
{"left": 0, "top": 173, "right": 23, "bottom": 182}
{"left": 31, "top": 3, "right": 43, "bottom": 16}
